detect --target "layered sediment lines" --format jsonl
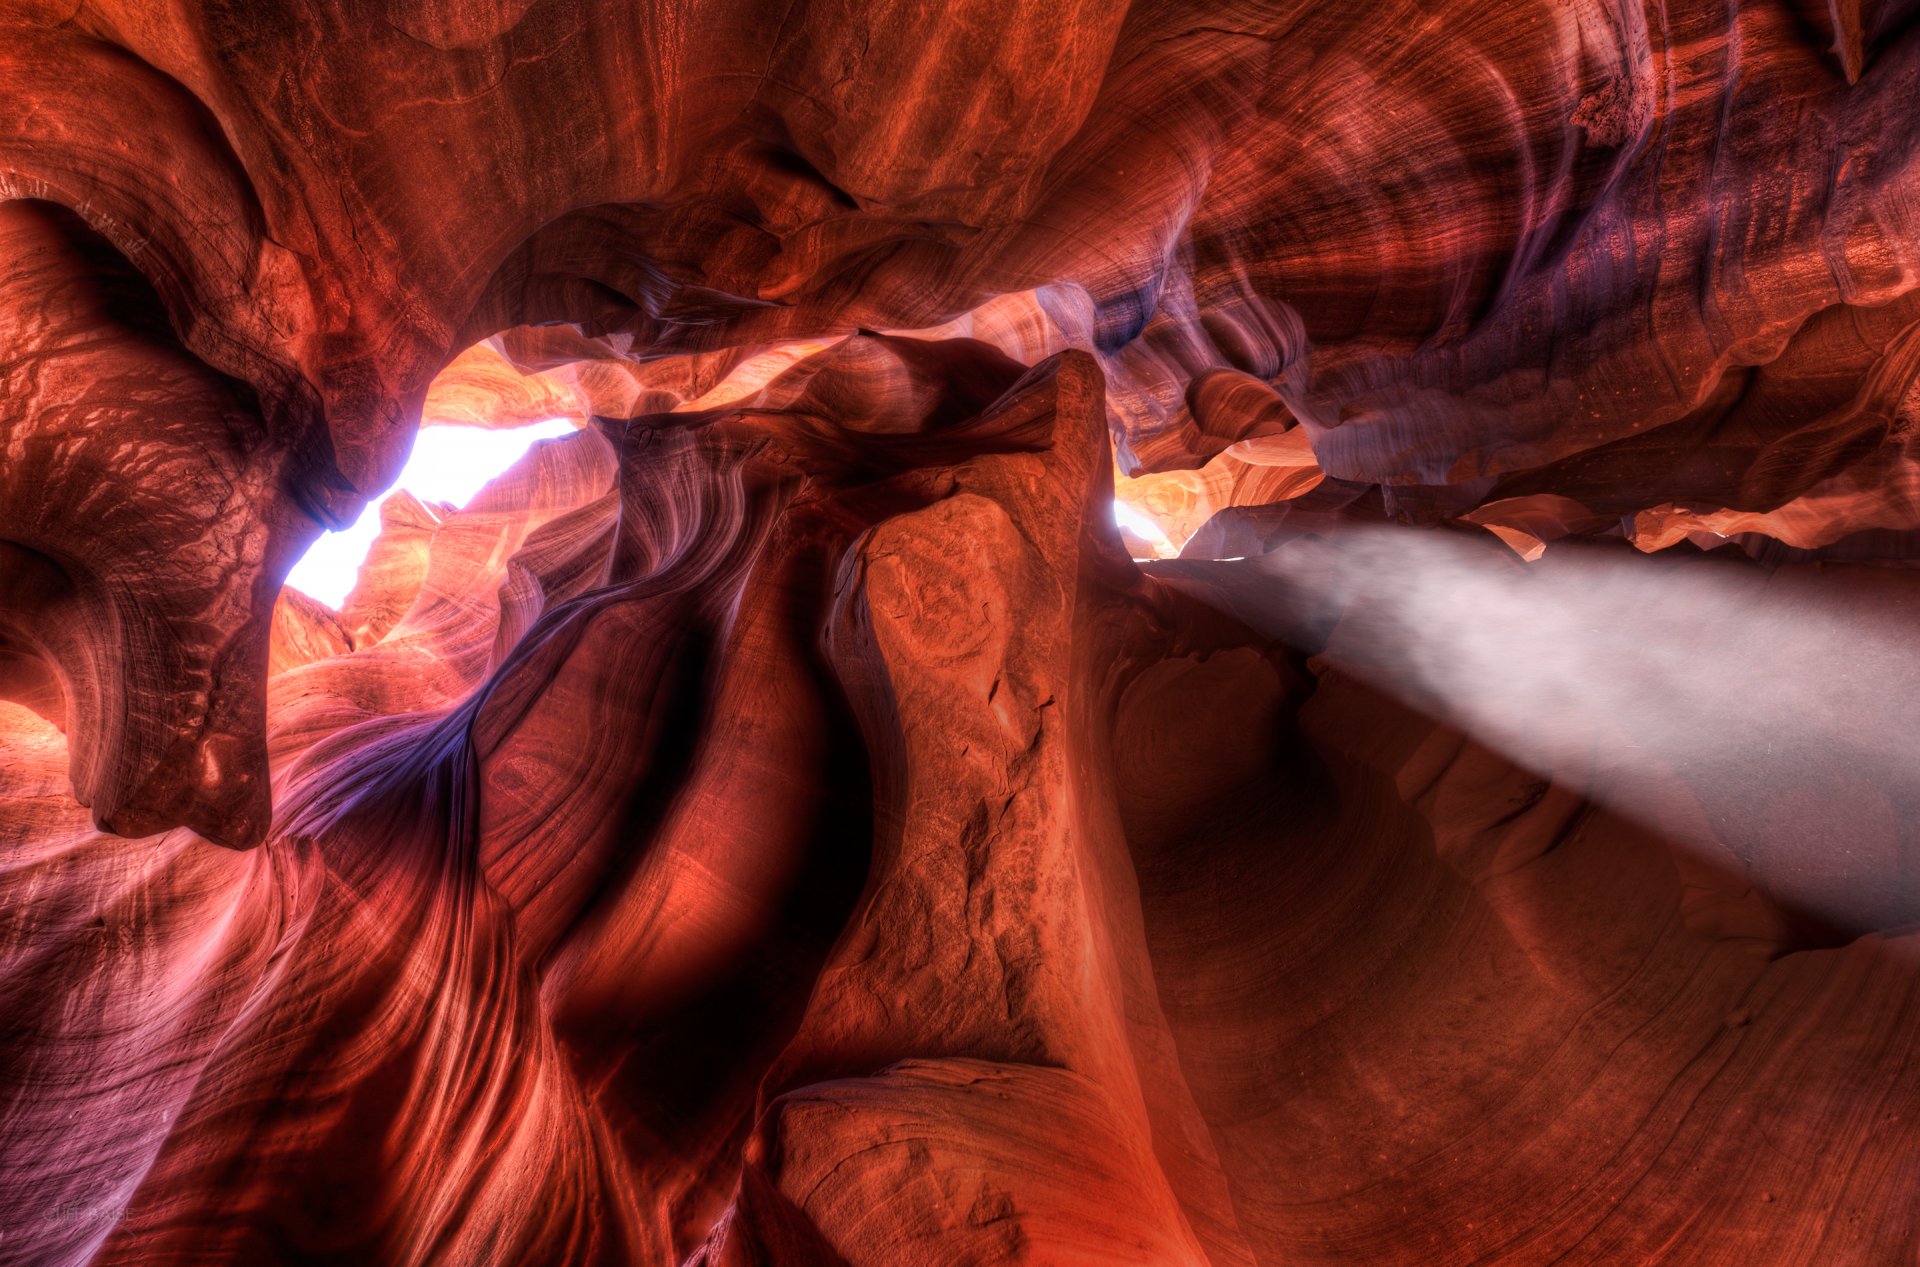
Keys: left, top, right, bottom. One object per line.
{"left": 5, "top": 0, "right": 1920, "bottom": 1262}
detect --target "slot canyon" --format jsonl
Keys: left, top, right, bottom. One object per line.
{"left": 3, "top": 1, "right": 1920, "bottom": 1262}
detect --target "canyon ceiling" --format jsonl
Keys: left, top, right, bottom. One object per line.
{"left": 3, "top": 0, "right": 1920, "bottom": 1263}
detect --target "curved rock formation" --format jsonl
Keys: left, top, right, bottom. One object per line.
{"left": 5, "top": 0, "right": 1920, "bottom": 1263}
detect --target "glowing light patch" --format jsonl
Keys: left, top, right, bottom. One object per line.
{"left": 1113, "top": 499, "right": 1167, "bottom": 552}
{"left": 284, "top": 419, "right": 579, "bottom": 608}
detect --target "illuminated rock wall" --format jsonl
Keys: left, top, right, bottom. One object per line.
{"left": 3, "top": 1, "right": 1920, "bottom": 1263}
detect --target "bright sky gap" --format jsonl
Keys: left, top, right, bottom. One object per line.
{"left": 285, "top": 419, "right": 579, "bottom": 608}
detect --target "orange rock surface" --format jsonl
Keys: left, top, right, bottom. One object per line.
{"left": 4, "top": 2, "right": 1920, "bottom": 1264}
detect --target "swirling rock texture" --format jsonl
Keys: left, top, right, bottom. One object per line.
{"left": 4, "top": 0, "right": 1920, "bottom": 1264}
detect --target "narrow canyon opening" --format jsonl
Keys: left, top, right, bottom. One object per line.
{"left": 284, "top": 417, "right": 580, "bottom": 609}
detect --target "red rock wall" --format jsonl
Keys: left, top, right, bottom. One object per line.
{"left": 4, "top": 1, "right": 1920, "bottom": 1263}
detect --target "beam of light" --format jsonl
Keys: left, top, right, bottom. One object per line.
{"left": 284, "top": 420, "right": 579, "bottom": 608}
{"left": 1150, "top": 525, "right": 1920, "bottom": 941}
{"left": 1113, "top": 497, "right": 1175, "bottom": 560}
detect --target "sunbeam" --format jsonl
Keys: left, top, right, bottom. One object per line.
{"left": 1153, "top": 527, "right": 1920, "bottom": 941}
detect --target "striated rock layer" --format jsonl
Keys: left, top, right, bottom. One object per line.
{"left": 4, "top": 0, "right": 1920, "bottom": 1264}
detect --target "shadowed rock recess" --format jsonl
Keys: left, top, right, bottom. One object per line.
{"left": 3, "top": 2, "right": 1920, "bottom": 1263}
